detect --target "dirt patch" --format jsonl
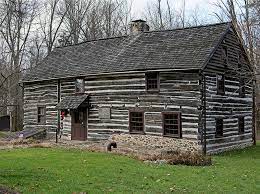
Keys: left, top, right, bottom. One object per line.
{"left": 0, "top": 139, "right": 51, "bottom": 150}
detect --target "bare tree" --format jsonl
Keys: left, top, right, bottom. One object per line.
{"left": 28, "top": 35, "right": 45, "bottom": 68}
{"left": 39, "top": 0, "right": 67, "bottom": 54}
{"left": 144, "top": 0, "right": 199, "bottom": 30}
{"left": 0, "top": 0, "right": 38, "bottom": 130}
{"left": 59, "top": 0, "right": 92, "bottom": 45}
{"left": 214, "top": 0, "right": 257, "bottom": 66}
{"left": 56, "top": 0, "right": 131, "bottom": 45}
{"left": 79, "top": 0, "right": 131, "bottom": 40}
{"left": 157, "top": 0, "right": 163, "bottom": 29}
{"left": 181, "top": 0, "right": 186, "bottom": 28}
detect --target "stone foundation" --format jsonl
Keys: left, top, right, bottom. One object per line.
{"left": 207, "top": 141, "right": 253, "bottom": 154}
{"left": 110, "top": 134, "right": 201, "bottom": 154}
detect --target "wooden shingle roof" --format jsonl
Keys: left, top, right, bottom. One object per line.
{"left": 56, "top": 95, "right": 88, "bottom": 110}
{"left": 23, "top": 22, "right": 231, "bottom": 82}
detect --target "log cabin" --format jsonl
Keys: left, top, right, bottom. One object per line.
{"left": 21, "top": 20, "right": 255, "bottom": 154}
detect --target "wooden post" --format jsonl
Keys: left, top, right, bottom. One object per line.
{"left": 202, "top": 74, "right": 207, "bottom": 155}
{"left": 252, "top": 79, "right": 256, "bottom": 145}
{"left": 56, "top": 80, "right": 61, "bottom": 143}
{"left": 9, "top": 111, "right": 13, "bottom": 132}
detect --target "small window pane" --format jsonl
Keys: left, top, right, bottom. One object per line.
{"left": 163, "top": 113, "right": 181, "bottom": 138}
{"left": 222, "top": 46, "right": 228, "bottom": 64}
{"left": 239, "top": 78, "right": 245, "bottom": 97}
{"left": 129, "top": 112, "right": 144, "bottom": 133}
{"left": 37, "top": 107, "right": 46, "bottom": 124}
{"left": 217, "top": 74, "right": 225, "bottom": 95}
{"left": 73, "top": 110, "right": 85, "bottom": 124}
{"left": 75, "top": 79, "right": 84, "bottom": 93}
{"left": 216, "top": 118, "right": 223, "bottom": 137}
{"left": 146, "top": 72, "right": 159, "bottom": 90}
{"left": 238, "top": 117, "right": 245, "bottom": 134}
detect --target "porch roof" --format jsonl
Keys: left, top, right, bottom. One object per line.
{"left": 56, "top": 95, "right": 89, "bottom": 110}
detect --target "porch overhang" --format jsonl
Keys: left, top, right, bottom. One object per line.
{"left": 56, "top": 94, "right": 89, "bottom": 110}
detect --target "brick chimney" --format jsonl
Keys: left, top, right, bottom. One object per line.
{"left": 130, "top": 19, "right": 149, "bottom": 34}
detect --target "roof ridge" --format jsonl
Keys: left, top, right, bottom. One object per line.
{"left": 55, "top": 22, "right": 231, "bottom": 49}
{"left": 143, "top": 21, "right": 231, "bottom": 34}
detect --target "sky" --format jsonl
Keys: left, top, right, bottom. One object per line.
{"left": 131, "top": 0, "right": 220, "bottom": 22}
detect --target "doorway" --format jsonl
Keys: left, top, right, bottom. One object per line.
{"left": 71, "top": 108, "right": 88, "bottom": 140}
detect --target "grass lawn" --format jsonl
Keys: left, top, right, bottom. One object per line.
{"left": 0, "top": 143, "right": 260, "bottom": 194}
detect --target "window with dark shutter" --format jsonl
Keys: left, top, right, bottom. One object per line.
{"left": 238, "top": 117, "right": 245, "bottom": 134}
{"left": 217, "top": 74, "right": 225, "bottom": 95}
{"left": 129, "top": 111, "right": 144, "bottom": 133}
{"left": 146, "top": 72, "right": 159, "bottom": 91}
{"left": 239, "top": 78, "right": 246, "bottom": 97}
{"left": 162, "top": 112, "right": 181, "bottom": 138}
{"left": 75, "top": 79, "right": 84, "bottom": 93}
{"left": 37, "top": 106, "right": 46, "bottom": 124}
{"left": 222, "top": 46, "right": 228, "bottom": 64}
{"left": 74, "top": 110, "right": 84, "bottom": 123}
{"left": 216, "top": 118, "right": 223, "bottom": 137}
{"left": 238, "top": 55, "right": 245, "bottom": 97}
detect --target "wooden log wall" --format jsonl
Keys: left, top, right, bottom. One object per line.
{"left": 62, "top": 113, "right": 71, "bottom": 135}
{"left": 59, "top": 79, "right": 75, "bottom": 136}
{"left": 203, "top": 29, "right": 253, "bottom": 153}
{"left": 23, "top": 80, "right": 58, "bottom": 133}
{"left": 84, "top": 72, "right": 201, "bottom": 140}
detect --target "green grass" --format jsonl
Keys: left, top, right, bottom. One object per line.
{"left": 0, "top": 143, "right": 260, "bottom": 194}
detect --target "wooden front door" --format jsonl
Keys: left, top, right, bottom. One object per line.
{"left": 71, "top": 108, "right": 87, "bottom": 140}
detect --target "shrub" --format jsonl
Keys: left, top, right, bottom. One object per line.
{"left": 140, "top": 150, "right": 211, "bottom": 166}
{"left": 29, "top": 143, "right": 52, "bottom": 148}
{"left": 163, "top": 151, "right": 212, "bottom": 166}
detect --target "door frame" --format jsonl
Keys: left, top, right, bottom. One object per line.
{"left": 71, "top": 108, "right": 88, "bottom": 140}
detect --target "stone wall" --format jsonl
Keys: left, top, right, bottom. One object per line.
{"left": 110, "top": 134, "right": 201, "bottom": 154}
{"left": 207, "top": 141, "right": 253, "bottom": 154}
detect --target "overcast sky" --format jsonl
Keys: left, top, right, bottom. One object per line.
{"left": 131, "top": 0, "right": 220, "bottom": 22}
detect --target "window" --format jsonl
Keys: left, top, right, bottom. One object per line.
{"left": 217, "top": 74, "right": 225, "bottom": 95}
{"left": 237, "top": 52, "right": 242, "bottom": 65}
{"left": 37, "top": 106, "right": 46, "bottom": 124}
{"left": 162, "top": 112, "right": 181, "bottom": 138}
{"left": 215, "top": 118, "right": 223, "bottom": 137}
{"left": 222, "top": 46, "right": 228, "bottom": 64}
{"left": 146, "top": 72, "right": 159, "bottom": 91}
{"left": 239, "top": 78, "right": 246, "bottom": 97}
{"left": 75, "top": 79, "right": 84, "bottom": 93}
{"left": 74, "top": 110, "right": 83, "bottom": 123}
{"left": 129, "top": 111, "right": 144, "bottom": 133}
{"left": 238, "top": 55, "right": 245, "bottom": 97}
{"left": 238, "top": 117, "right": 245, "bottom": 134}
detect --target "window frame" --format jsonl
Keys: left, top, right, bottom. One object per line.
{"left": 75, "top": 78, "right": 85, "bottom": 94}
{"left": 162, "top": 112, "right": 182, "bottom": 138}
{"left": 239, "top": 77, "right": 246, "bottom": 98}
{"left": 217, "top": 74, "right": 225, "bottom": 95}
{"left": 129, "top": 111, "right": 145, "bottom": 134}
{"left": 37, "top": 106, "right": 46, "bottom": 124}
{"left": 222, "top": 46, "right": 228, "bottom": 65}
{"left": 215, "top": 118, "right": 223, "bottom": 138}
{"left": 238, "top": 54, "right": 246, "bottom": 98}
{"left": 238, "top": 116, "right": 245, "bottom": 134}
{"left": 145, "top": 72, "right": 160, "bottom": 91}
